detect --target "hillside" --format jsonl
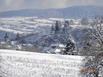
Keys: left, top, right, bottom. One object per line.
{"left": 0, "top": 6, "right": 103, "bottom": 18}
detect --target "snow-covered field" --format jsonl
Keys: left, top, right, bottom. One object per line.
{"left": 0, "top": 17, "right": 53, "bottom": 34}
{"left": 0, "top": 49, "right": 84, "bottom": 77}
{"left": 0, "top": 17, "right": 87, "bottom": 34}
{"left": 0, "top": 17, "right": 89, "bottom": 42}
{"left": 0, "top": 17, "right": 93, "bottom": 54}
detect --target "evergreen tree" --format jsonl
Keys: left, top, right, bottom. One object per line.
{"left": 81, "top": 18, "right": 89, "bottom": 25}
{"left": 63, "top": 39, "right": 75, "bottom": 55}
{"left": 63, "top": 21, "right": 69, "bottom": 34}
{"left": 4, "top": 33, "right": 9, "bottom": 42}
{"left": 16, "top": 33, "right": 20, "bottom": 40}
{"left": 51, "top": 24, "right": 55, "bottom": 34}
{"left": 20, "top": 39, "right": 26, "bottom": 45}
{"left": 55, "top": 21, "right": 61, "bottom": 34}
{"left": 69, "top": 20, "right": 74, "bottom": 25}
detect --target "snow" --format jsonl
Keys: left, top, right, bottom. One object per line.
{"left": 54, "top": 49, "right": 61, "bottom": 53}
{"left": 0, "top": 17, "right": 53, "bottom": 34}
{"left": 0, "top": 17, "right": 93, "bottom": 54}
{"left": 0, "top": 17, "right": 87, "bottom": 35}
{"left": 0, "top": 49, "right": 84, "bottom": 77}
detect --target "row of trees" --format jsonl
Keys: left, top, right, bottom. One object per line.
{"left": 4, "top": 33, "right": 20, "bottom": 42}
{"left": 51, "top": 20, "right": 76, "bottom": 55}
{"left": 51, "top": 20, "right": 71, "bottom": 34}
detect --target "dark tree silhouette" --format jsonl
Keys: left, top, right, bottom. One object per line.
{"left": 51, "top": 24, "right": 55, "bottom": 34}
{"left": 63, "top": 39, "right": 75, "bottom": 55}
{"left": 54, "top": 21, "right": 61, "bottom": 33}
{"left": 63, "top": 21, "right": 69, "bottom": 33}
{"left": 15, "top": 33, "right": 20, "bottom": 40}
{"left": 4, "top": 33, "right": 9, "bottom": 42}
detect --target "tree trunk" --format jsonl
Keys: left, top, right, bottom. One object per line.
{"left": 94, "top": 71, "right": 99, "bottom": 77}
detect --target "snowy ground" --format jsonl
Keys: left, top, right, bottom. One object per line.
{"left": 0, "top": 17, "right": 53, "bottom": 34}
{"left": 0, "top": 17, "right": 87, "bottom": 34}
{"left": 0, "top": 49, "right": 84, "bottom": 77}
{"left": 0, "top": 17, "right": 93, "bottom": 54}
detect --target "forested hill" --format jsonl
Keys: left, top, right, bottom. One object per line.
{"left": 0, "top": 6, "right": 103, "bottom": 18}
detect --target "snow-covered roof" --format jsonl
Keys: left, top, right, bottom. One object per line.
{"left": 54, "top": 49, "right": 61, "bottom": 53}
{"left": 51, "top": 44, "right": 65, "bottom": 47}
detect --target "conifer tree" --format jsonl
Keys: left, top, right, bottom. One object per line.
{"left": 4, "top": 33, "right": 9, "bottom": 42}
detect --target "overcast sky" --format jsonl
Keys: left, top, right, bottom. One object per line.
{"left": 0, "top": 0, "right": 103, "bottom": 12}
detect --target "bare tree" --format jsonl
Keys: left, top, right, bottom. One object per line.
{"left": 81, "top": 17, "right": 103, "bottom": 54}
{"left": 81, "top": 16, "right": 103, "bottom": 77}
{"left": 89, "top": 17, "right": 103, "bottom": 49}
{"left": 81, "top": 52, "right": 103, "bottom": 77}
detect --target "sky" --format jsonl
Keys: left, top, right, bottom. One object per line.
{"left": 0, "top": 0, "right": 103, "bottom": 12}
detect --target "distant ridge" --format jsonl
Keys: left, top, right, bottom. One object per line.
{"left": 0, "top": 6, "right": 103, "bottom": 18}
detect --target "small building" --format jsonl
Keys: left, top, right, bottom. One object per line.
{"left": 45, "top": 43, "right": 65, "bottom": 54}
